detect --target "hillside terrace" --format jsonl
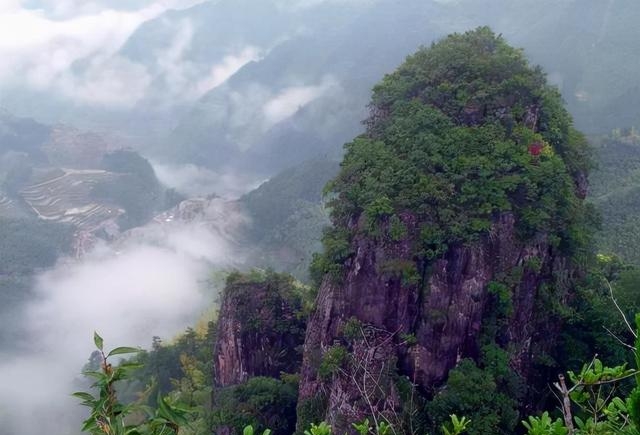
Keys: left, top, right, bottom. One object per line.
{"left": 20, "top": 169, "right": 124, "bottom": 231}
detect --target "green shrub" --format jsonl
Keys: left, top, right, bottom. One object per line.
{"left": 318, "top": 345, "right": 349, "bottom": 380}
{"left": 426, "top": 357, "right": 520, "bottom": 435}
{"left": 212, "top": 376, "right": 299, "bottom": 435}
{"left": 296, "top": 394, "right": 329, "bottom": 434}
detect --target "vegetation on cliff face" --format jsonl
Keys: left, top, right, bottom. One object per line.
{"left": 316, "top": 26, "right": 593, "bottom": 280}
{"left": 106, "top": 271, "right": 309, "bottom": 435}
{"left": 214, "top": 270, "right": 309, "bottom": 386}
{"left": 211, "top": 271, "right": 310, "bottom": 435}
{"left": 301, "top": 27, "right": 598, "bottom": 434}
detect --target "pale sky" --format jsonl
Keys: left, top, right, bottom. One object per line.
{"left": 0, "top": 0, "right": 371, "bottom": 108}
{"left": 0, "top": 0, "right": 212, "bottom": 107}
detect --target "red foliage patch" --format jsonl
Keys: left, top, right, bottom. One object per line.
{"left": 528, "top": 142, "right": 543, "bottom": 156}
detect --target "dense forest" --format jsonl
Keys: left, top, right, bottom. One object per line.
{"left": 590, "top": 129, "right": 640, "bottom": 264}
{"left": 66, "top": 28, "right": 640, "bottom": 435}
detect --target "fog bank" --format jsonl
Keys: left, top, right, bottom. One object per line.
{"left": 0, "top": 212, "right": 243, "bottom": 435}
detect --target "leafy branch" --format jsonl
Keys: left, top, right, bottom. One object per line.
{"left": 74, "top": 332, "right": 192, "bottom": 435}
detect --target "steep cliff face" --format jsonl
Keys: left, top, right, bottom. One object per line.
{"left": 213, "top": 271, "right": 308, "bottom": 387}
{"left": 297, "top": 28, "right": 593, "bottom": 433}
{"left": 299, "top": 214, "right": 566, "bottom": 425}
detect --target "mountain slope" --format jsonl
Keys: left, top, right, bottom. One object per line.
{"left": 159, "top": 0, "right": 640, "bottom": 175}
{"left": 590, "top": 129, "right": 640, "bottom": 264}
{"left": 296, "top": 28, "right": 594, "bottom": 434}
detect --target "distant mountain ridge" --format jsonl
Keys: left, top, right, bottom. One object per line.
{"left": 4, "top": 0, "right": 640, "bottom": 178}
{"left": 147, "top": 0, "right": 640, "bottom": 174}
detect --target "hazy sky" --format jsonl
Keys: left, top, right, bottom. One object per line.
{"left": 0, "top": 0, "right": 370, "bottom": 109}
{"left": 0, "top": 0, "right": 206, "bottom": 17}
{"left": 0, "top": 0, "right": 211, "bottom": 107}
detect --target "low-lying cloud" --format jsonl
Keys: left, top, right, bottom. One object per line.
{"left": 0, "top": 0, "right": 246, "bottom": 108}
{"left": 275, "top": 0, "right": 377, "bottom": 10}
{"left": 193, "top": 47, "right": 263, "bottom": 99}
{"left": 263, "top": 77, "right": 337, "bottom": 126}
{"left": 59, "top": 55, "right": 153, "bottom": 107}
{"left": 153, "top": 162, "right": 265, "bottom": 198}
{"left": 153, "top": 19, "right": 263, "bottom": 103}
{"left": 0, "top": 203, "right": 245, "bottom": 435}
{"left": 0, "top": 4, "right": 165, "bottom": 107}
{"left": 217, "top": 75, "right": 340, "bottom": 150}
{"left": 10, "top": 0, "right": 207, "bottom": 17}
{"left": 0, "top": 1, "right": 357, "bottom": 111}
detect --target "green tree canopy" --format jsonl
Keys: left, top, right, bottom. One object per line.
{"left": 317, "top": 27, "right": 595, "bottom": 278}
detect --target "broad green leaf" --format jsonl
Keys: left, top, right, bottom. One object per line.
{"left": 72, "top": 391, "right": 95, "bottom": 402}
{"left": 119, "top": 362, "right": 144, "bottom": 370}
{"left": 157, "top": 394, "right": 189, "bottom": 426}
{"left": 94, "top": 331, "right": 104, "bottom": 351}
{"left": 82, "top": 370, "right": 106, "bottom": 381}
{"left": 594, "top": 358, "right": 603, "bottom": 374}
{"left": 81, "top": 419, "right": 99, "bottom": 432}
{"left": 108, "top": 347, "right": 141, "bottom": 358}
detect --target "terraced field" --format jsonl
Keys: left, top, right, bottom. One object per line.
{"left": 20, "top": 169, "right": 124, "bottom": 231}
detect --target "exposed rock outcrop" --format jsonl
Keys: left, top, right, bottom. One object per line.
{"left": 213, "top": 271, "right": 308, "bottom": 387}
{"left": 297, "top": 212, "right": 570, "bottom": 431}
{"left": 295, "top": 28, "right": 592, "bottom": 433}
{"left": 203, "top": 28, "right": 593, "bottom": 434}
